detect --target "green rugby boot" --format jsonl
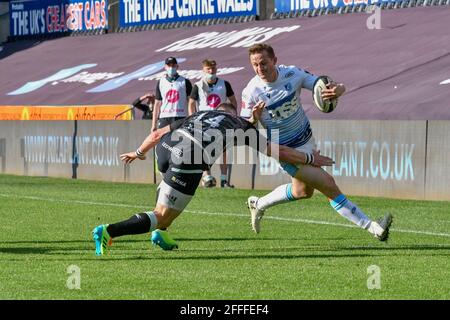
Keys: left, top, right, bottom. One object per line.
{"left": 151, "top": 229, "right": 178, "bottom": 251}
{"left": 92, "top": 224, "right": 112, "bottom": 255}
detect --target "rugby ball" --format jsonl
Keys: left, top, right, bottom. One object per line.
{"left": 312, "top": 76, "right": 338, "bottom": 113}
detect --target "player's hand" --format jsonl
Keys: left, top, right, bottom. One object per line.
{"left": 120, "top": 152, "right": 145, "bottom": 165}
{"left": 251, "top": 101, "right": 265, "bottom": 122}
{"left": 321, "top": 83, "right": 345, "bottom": 101}
{"left": 311, "top": 150, "right": 334, "bottom": 167}
{"left": 140, "top": 92, "right": 155, "bottom": 104}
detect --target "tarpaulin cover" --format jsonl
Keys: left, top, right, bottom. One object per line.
{"left": 1, "top": 6, "right": 449, "bottom": 120}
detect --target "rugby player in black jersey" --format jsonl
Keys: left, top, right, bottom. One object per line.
{"left": 92, "top": 103, "right": 334, "bottom": 254}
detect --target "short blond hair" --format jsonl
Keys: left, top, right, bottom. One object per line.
{"left": 248, "top": 43, "right": 275, "bottom": 59}
{"left": 202, "top": 59, "right": 217, "bottom": 67}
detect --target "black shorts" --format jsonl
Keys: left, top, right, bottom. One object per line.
{"left": 158, "top": 117, "right": 185, "bottom": 129}
{"left": 156, "top": 134, "right": 205, "bottom": 196}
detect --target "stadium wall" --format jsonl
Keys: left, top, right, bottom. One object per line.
{"left": 0, "top": 120, "right": 448, "bottom": 201}
{"left": 0, "top": 2, "right": 8, "bottom": 43}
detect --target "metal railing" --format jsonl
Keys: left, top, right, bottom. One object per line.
{"left": 4, "top": 0, "right": 449, "bottom": 41}
{"left": 270, "top": 0, "right": 450, "bottom": 20}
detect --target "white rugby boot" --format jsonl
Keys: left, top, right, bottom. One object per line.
{"left": 247, "top": 196, "right": 265, "bottom": 234}
{"left": 368, "top": 213, "right": 393, "bottom": 242}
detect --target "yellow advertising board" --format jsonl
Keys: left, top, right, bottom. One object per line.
{"left": 0, "top": 105, "right": 133, "bottom": 120}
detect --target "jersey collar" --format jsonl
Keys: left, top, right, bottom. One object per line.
{"left": 166, "top": 74, "right": 180, "bottom": 82}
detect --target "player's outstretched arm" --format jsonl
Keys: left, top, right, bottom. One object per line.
{"left": 268, "top": 144, "right": 334, "bottom": 167}
{"left": 120, "top": 125, "right": 171, "bottom": 164}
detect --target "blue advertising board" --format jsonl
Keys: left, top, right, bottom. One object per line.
{"left": 119, "top": 0, "right": 257, "bottom": 27}
{"left": 9, "top": 0, "right": 108, "bottom": 37}
{"left": 274, "top": 0, "right": 400, "bottom": 12}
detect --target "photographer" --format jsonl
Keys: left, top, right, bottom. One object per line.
{"left": 131, "top": 93, "right": 155, "bottom": 120}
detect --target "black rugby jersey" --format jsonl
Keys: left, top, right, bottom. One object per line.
{"left": 168, "top": 111, "right": 266, "bottom": 165}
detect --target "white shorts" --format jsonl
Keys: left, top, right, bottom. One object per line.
{"left": 157, "top": 180, "right": 193, "bottom": 212}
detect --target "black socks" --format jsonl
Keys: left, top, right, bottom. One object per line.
{"left": 106, "top": 213, "right": 151, "bottom": 238}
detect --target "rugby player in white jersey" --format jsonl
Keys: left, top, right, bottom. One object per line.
{"left": 241, "top": 43, "right": 392, "bottom": 241}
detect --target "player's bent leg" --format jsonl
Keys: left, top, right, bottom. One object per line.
{"left": 92, "top": 211, "right": 159, "bottom": 256}
{"left": 153, "top": 203, "right": 182, "bottom": 229}
{"left": 293, "top": 165, "right": 341, "bottom": 199}
{"left": 151, "top": 179, "right": 196, "bottom": 250}
{"left": 250, "top": 148, "right": 316, "bottom": 221}
{"left": 290, "top": 178, "right": 314, "bottom": 199}
{"left": 151, "top": 205, "right": 181, "bottom": 251}
{"left": 248, "top": 183, "right": 299, "bottom": 233}
{"left": 107, "top": 212, "right": 158, "bottom": 238}
{"left": 294, "top": 165, "right": 393, "bottom": 241}
{"left": 247, "top": 138, "right": 318, "bottom": 233}
{"left": 249, "top": 179, "right": 314, "bottom": 234}
{"left": 220, "top": 152, "right": 234, "bottom": 188}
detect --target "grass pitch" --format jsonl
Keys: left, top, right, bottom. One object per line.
{"left": 1, "top": 174, "right": 450, "bottom": 300}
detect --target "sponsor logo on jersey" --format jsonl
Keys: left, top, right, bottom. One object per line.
{"left": 285, "top": 71, "right": 295, "bottom": 79}
{"left": 267, "top": 95, "right": 299, "bottom": 122}
{"left": 166, "top": 89, "right": 180, "bottom": 103}
{"left": 171, "top": 176, "right": 187, "bottom": 187}
{"left": 207, "top": 94, "right": 221, "bottom": 109}
{"left": 162, "top": 141, "right": 183, "bottom": 158}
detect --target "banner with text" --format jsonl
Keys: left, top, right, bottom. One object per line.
{"left": 274, "top": 0, "right": 400, "bottom": 12}
{"left": 0, "top": 105, "right": 132, "bottom": 120}
{"left": 2, "top": 120, "right": 450, "bottom": 200}
{"left": 0, "top": 121, "right": 154, "bottom": 183}
{"left": 119, "top": 0, "right": 257, "bottom": 27}
{"left": 9, "top": 0, "right": 108, "bottom": 37}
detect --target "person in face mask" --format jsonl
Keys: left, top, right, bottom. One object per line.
{"left": 152, "top": 57, "right": 193, "bottom": 132}
{"left": 188, "top": 59, "right": 238, "bottom": 189}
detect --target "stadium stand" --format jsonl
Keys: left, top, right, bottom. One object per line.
{"left": 271, "top": 0, "right": 450, "bottom": 20}
{"left": 1, "top": 4, "right": 448, "bottom": 120}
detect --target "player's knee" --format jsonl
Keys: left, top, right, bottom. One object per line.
{"left": 301, "top": 190, "right": 314, "bottom": 199}
{"left": 292, "top": 187, "right": 313, "bottom": 199}
{"left": 304, "top": 190, "right": 314, "bottom": 199}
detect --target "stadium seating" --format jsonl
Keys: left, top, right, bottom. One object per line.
{"left": 4, "top": 0, "right": 450, "bottom": 42}
{"left": 269, "top": 0, "right": 450, "bottom": 21}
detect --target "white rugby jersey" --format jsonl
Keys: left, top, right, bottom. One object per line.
{"left": 241, "top": 65, "right": 318, "bottom": 148}
{"left": 194, "top": 78, "right": 229, "bottom": 111}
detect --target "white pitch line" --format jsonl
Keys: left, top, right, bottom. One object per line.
{"left": 1, "top": 193, "right": 450, "bottom": 238}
